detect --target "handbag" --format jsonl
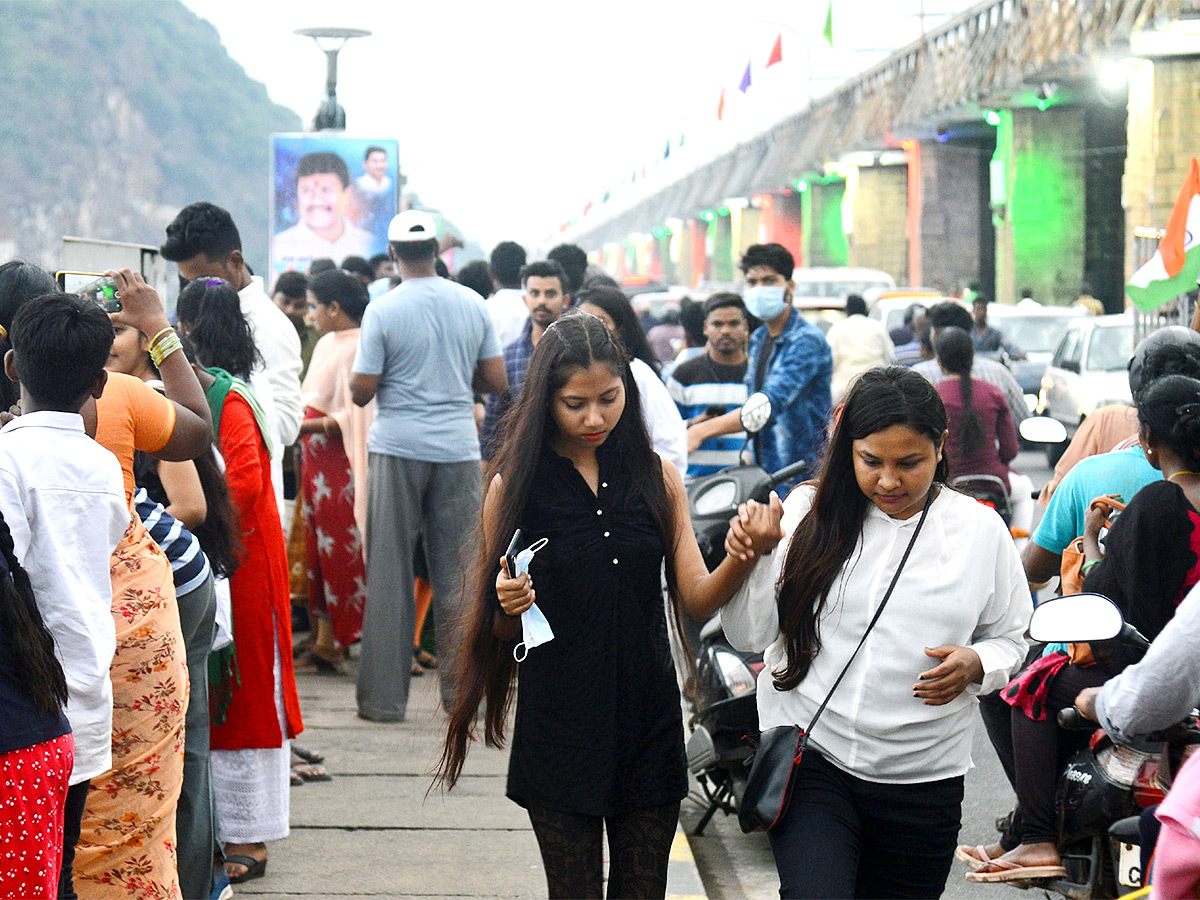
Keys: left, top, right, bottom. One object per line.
{"left": 738, "top": 489, "right": 935, "bottom": 834}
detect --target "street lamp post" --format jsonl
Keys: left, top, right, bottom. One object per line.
{"left": 294, "top": 27, "right": 371, "bottom": 131}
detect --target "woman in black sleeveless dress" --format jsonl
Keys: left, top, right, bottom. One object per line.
{"left": 438, "top": 312, "right": 783, "bottom": 899}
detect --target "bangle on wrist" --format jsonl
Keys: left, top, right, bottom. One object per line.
{"left": 1080, "top": 558, "right": 1102, "bottom": 577}
{"left": 148, "top": 327, "right": 182, "bottom": 368}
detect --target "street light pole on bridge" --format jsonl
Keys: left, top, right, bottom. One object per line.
{"left": 294, "top": 27, "right": 371, "bottom": 131}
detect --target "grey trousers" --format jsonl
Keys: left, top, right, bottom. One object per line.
{"left": 357, "top": 453, "right": 482, "bottom": 721}
{"left": 175, "top": 571, "right": 217, "bottom": 900}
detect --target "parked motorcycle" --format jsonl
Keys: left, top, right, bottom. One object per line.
{"left": 1006, "top": 593, "right": 1200, "bottom": 899}
{"left": 683, "top": 392, "right": 807, "bottom": 835}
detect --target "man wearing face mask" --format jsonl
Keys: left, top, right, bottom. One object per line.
{"left": 686, "top": 243, "right": 832, "bottom": 480}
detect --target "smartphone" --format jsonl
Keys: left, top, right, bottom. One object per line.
{"left": 504, "top": 528, "right": 523, "bottom": 576}
{"left": 56, "top": 271, "right": 122, "bottom": 313}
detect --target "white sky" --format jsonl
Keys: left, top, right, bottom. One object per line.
{"left": 182, "top": 0, "right": 973, "bottom": 252}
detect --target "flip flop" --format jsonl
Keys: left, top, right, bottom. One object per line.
{"left": 965, "top": 860, "right": 1066, "bottom": 883}
{"left": 955, "top": 845, "right": 992, "bottom": 871}
{"left": 225, "top": 854, "right": 267, "bottom": 884}
{"left": 414, "top": 648, "right": 439, "bottom": 669}
{"left": 291, "top": 761, "right": 332, "bottom": 782}
{"left": 292, "top": 746, "right": 325, "bottom": 765}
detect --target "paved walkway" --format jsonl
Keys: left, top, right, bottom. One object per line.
{"left": 234, "top": 657, "right": 706, "bottom": 899}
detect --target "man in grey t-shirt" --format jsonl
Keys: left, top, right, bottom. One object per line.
{"left": 351, "top": 210, "right": 506, "bottom": 721}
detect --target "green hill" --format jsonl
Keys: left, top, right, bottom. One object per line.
{"left": 0, "top": 0, "right": 301, "bottom": 275}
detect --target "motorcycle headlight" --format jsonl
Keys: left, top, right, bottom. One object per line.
{"left": 693, "top": 480, "right": 738, "bottom": 516}
{"left": 714, "top": 649, "right": 758, "bottom": 697}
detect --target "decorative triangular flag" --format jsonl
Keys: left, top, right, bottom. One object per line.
{"left": 664, "top": 138, "right": 671, "bottom": 160}
{"left": 717, "top": 87, "right": 725, "bottom": 120}
{"left": 679, "top": 133, "right": 685, "bottom": 148}
{"left": 823, "top": 0, "right": 834, "bottom": 46}
{"left": 1127, "top": 157, "right": 1200, "bottom": 311}
{"left": 767, "top": 34, "right": 783, "bottom": 67}
{"left": 739, "top": 62, "right": 752, "bottom": 93}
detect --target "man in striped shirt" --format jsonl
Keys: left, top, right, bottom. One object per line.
{"left": 667, "top": 293, "right": 750, "bottom": 476}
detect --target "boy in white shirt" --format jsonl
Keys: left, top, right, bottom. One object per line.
{"left": 0, "top": 291, "right": 130, "bottom": 898}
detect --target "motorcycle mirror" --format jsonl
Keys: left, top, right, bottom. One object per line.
{"left": 740, "top": 392, "right": 772, "bottom": 434}
{"left": 1019, "top": 416, "right": 1068, "bottom": 445}
{"left": 1028, "top": 593, "right": 1123, "bottom": 644}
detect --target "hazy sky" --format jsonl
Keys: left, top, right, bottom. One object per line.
{"left": 182, "top": 0, "right": 972, "bottom": 252}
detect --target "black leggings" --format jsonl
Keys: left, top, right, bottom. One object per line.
{"left": 526, "top": 800, "right": 680, "bottom": 899}
{"left": 58, "top": 779, "right": 90, "bottom": 900}
{"left": 768, "top": 750, "right": 964, "bottom": 899}
{"left": 1002, "top": 663, "right": 1112, "bottom": 848}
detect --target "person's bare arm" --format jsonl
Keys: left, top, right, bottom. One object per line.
{"left": 157, "top": 459, "right": 206, "bottom": 528}
{"left": 483, "top": 473, "right": 523, "bottom": 641}
{"left": 686, "top": 408, "right": 743, "bottom": 454}
{"left": 110, "top": 269, "right": 213, "bottom": 459}
{"left": 473, "top": 357, "right": 507, "bottom": 396}
{"left": 1022, "top": 540, "right": 1061, "bottom": 588}
{"left": 350, "top": 372, "right": 380, "bottom": 407}
{"left": 664, "top": 459, "right": 783, "bottom": 621}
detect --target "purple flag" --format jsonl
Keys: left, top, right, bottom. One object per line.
{"left": 738, "top": 62, "right": 752, "bottom": 93}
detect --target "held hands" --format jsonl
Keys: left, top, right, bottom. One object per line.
{"left": 496, "top": 556, "right": 535, "bottom": 617}
{"left": 914, "top": 646, "right": 983, "bottom": 705}
{"left": 724, "top": 492, "right": 785, "bottom": 562}
{"left": 106, "top": 269, "right": 169, "bottom": 336}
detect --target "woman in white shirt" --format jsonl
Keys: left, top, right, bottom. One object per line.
{"left": 574, "top": 287, "right": 689, "bottom": 474}
{"left": 722, "top": 365, "right": 1030, "bottom": 899}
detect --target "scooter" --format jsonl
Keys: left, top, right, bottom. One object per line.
{"left": 683, "top": 392, "right": 808, "bottom": 835}
{"left": 1003, "top": 593, "right": 1200, "bottom": 899}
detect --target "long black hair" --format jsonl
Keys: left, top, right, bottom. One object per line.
{"left": 175, "top": 278, "right": 260, "bottom": 380}
{"left": 774, "top": 366, "right": 949, "bottom": 691}
{"left": 0, "top": 261, "right": 59, "bottom": 410}
{"left": 575, "top": 285, "right": 662, "bottom": 375}
{"left": 0, "top": 508, "right": 68, "bottom": 715}
{"left": 437, "top": 311, "right": 682, "bottom": 789}
{"left": 934, "top": 326, "right": 984, "bottom": 454}
{"left": 1139, "top": 374, "right": 1200, "bottom": 469}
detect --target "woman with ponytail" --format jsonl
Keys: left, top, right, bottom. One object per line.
{"left": 966, "top": 373, "right": 1200, "bottom": 883}
{"left": 932, "top": 326, "right": 1019, "bottom": 489}
{"left": 0, "top": 509, "right": 74, "bottom": 899}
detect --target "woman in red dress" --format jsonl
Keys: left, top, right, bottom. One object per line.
{"left": 176, "top": 278, "right": 303, "bottom": 885}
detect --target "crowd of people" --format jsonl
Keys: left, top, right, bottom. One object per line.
{"left": 5, "top": 197, "right": 1200, "bottom": 900}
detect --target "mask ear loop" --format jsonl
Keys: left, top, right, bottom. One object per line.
{"left": 511, "top": 538, "right": 550, "bottom": 663}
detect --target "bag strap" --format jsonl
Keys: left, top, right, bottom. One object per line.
{"left": 800, "top": 486, "right": 936, "bottom": 744}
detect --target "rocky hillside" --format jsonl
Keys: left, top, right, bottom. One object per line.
{"left": 0, "top": 0, "right": 301, "bottom": 274}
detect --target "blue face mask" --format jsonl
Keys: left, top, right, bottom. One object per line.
{"left": 512, "top": 538, "right": 553, "bottom": 662}
{"left": 743, "top": 284, "right": 788, "bottom": 320}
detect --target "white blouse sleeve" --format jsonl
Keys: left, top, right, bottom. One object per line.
{"left": 965, "top": 518, "right": 1032, "bottom": 695}
{"left": 631, "top": 359, "right": 689, "bottom": 474}
{"left": 722, "top": 485, "right": 814, "bottom": 653}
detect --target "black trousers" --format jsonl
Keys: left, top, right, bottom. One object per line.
{"left": 526, "top": 800, "right": 680, "bottom": 899}
{"left": 767, "top": 750, "right": 964, "bottom": 899}
{"left": 58, "top": 778, "right": 90, "bottom": 900}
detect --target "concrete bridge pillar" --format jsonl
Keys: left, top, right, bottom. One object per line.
{"left": 808, "top": 179, "right": 849, "bottom": 268}
{"left": 1124, "top": 56, "right": 1200, "bottom": 286}
{"left": 992, "top": 107, "right": 1087, "bottom": 305}
{"left": 919, "top": 139, "right": 993, "bottom": 296}
{"left": 848, "top": 164, "right": 909, "bottom": 283}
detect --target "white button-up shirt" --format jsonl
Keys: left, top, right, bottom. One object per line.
{"left": 723, "top": 484, "right": 1030, "bottom": 783}
{"left": 0, "top": 412, "right": 130, "bottom": 783}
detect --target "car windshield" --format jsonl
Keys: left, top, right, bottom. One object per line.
{"left": 793, "top": 280, "right": 890, "bottom": 298}
{"left": 1087, "top": 324, "right": 1133, "bottom": 372}
{"left": 994, "top": 314, "right": 1076, "bottom": 353}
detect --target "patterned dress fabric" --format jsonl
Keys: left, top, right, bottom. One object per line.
{"left": 0, "top": 733, "right": 73, "bottom": 900}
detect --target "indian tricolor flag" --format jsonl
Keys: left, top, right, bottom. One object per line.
{"left": 1127, "top": 157, "right": 1200, "bottom": 311}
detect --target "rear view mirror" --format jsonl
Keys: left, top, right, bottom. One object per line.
{"left": 739, "top": 392, "right": 773, "bottom": 434}
{"left": 1028, "top": 593, "right": 1123, "bottom": 644}
{"left": 1019, "top": 416, "right": 1068, "bottom": 444}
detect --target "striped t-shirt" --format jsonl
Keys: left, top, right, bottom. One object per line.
{"left": 665, "top": 354, "right": 749, "bottom": 476}
{"left": 134, "top": 487, "right": 211, "bottom": 597}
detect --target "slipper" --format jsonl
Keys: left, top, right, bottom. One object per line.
{"left": 291, "top": 761, "right": 332, "bottom": 782}
{"left": 411, "top": 660, "right": 425, "bottom": 677}
{"left": 414, "top": 647, "right": 439, "bottom": 669}
{"left": 965, "top": 860, "right": 1066, "bottom": 883}
{"left": 225, "top": 853, "right": 267, "bottom": 884}
{"left": 295, "top": 649, "right": 346, "bottom": 676}
{"left": 955, "top": 845, "right": 991, "bottom": 871}
{"left": 292, "top": 746, "right": 325, "bottom": 765}
{"left": 290, "top": 769, "right": 304, "bottom": 786}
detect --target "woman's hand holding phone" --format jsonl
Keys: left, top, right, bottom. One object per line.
{"left": 106, "top": 269, "right": 169, "bottom": 337}
{"left": 497, "top": 556, "right": 536, "bottom": 617}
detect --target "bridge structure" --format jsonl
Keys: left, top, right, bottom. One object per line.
{"left": 565, "top": 0, "right": 1200, "bottom": 309}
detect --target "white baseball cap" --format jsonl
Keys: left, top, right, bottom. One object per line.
{"left": 387, "top": 210, "right": 437, "bottom": 242}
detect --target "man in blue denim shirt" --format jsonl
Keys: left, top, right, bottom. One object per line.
{"left": 686, "top": 244, "right": 832, "bottom": 477}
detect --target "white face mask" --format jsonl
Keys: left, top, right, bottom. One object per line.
{"left": 512, "top": 538, "right": 553, "bottom": 662}
{"left": 743, "top": 284, "right": 788, "bottom": 320}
